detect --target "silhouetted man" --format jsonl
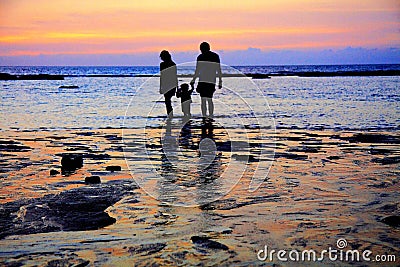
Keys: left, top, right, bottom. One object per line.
{"left": 190, "top": 42, "right": 222, "bottom": 119}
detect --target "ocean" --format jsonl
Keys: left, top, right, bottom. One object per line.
{"left": 1, "top": 64, "right": 399, "bottom": 131}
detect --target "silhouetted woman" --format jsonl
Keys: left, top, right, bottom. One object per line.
{"left": 159, "top": 50, "right": 178, "bottom": 118}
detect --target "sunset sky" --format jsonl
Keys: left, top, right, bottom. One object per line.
{"left": 0, "top": 0, "right": 399, "bottom": 65}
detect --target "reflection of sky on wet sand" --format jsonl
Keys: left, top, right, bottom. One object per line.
{"left": 0, "top": 126, "right": 399, "bottom": 265}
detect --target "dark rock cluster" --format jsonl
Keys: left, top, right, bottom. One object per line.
{"left": 0, "top": 180, "right": 138, "bottom": 239}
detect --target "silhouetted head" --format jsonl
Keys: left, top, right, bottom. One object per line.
{"left": 160, "top": 50, "right": 172, "bottom": 62}
{"left": 200, "top": 42, "right": 210, "bottom": 53}
{"left": 181, "top": 83, "right": 189, "bottom": 92}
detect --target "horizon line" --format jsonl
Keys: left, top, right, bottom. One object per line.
{"left": 1, "top": 63, "right": 400, "bottom": 67}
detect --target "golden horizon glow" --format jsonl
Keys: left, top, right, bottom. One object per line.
{"left": 0, "top": 0, "right": 399, "bottom": 57}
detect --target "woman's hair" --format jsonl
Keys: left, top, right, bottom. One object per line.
{"left": 160, "top": 50, "right": 172, "bottom": 61}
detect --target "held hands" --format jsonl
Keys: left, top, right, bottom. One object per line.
{"left": 190, "top": 79, "right": 222, "bottom": 89}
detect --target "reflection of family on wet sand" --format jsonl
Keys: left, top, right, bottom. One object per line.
{"left": 158, "top": 42, "right": 225, "bottom": 205}
{"left": 158, "top": 118, "right": 225, "bottom": 205}
{"left": 159, "top": 41, "right": 222, "bottom": 120}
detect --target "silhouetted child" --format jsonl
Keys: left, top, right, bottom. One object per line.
{"left": 176, "top": 83, "right": 194, "bottom": 117}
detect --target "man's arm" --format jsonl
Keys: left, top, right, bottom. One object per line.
{"left": 159, "top": 63, "right": 163, "bottom": 94}
{"left": 217, "top": 56, "right": 222, "bottom": 89}
{"left": 173, "top": 64, "right": 178, "bottom": 88}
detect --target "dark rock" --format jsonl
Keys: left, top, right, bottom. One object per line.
{"left": 0, "top": 140, "right": 31, "bottom": 152}
{"left": 221, "top": 228, "right": 233, "bottom": 234}
{"left": 369, "top": 182, "right": 392, "bottom": 188}
{"left": 275, "top": 152, "right": 308, "bottom": 160}
{"left": 146, "top": 143, "right": 162, "bottom": 149}
{"left": 85, "top": 176, "right": 101, "bottom": 184}
{"left": 0, "top": 73, "right": 14, "bottom": 80}
{"left": 191, "top": 236, "right": 229, "bottom": 250}
{"left": 288, "top": 146, "right": 319, "bottom": 153}
{"left": 370, "top": 148, "right": 392, "bottom": 155}
{"left": 372, "top": 156, "right": 400, "bottom": 165}
{"left": 61, "top": 154, "right": 83, "bottom": 174}
{"left": 104, "top": 134, "right": 122, "bottom": 141}
{"left": 283, "top": 136, "right": 307, "bottom": 141}
{"left": 128, "top": 243, "right": 166, "bottom": 255}
{"left": 50, "top": 169, "right": 60, "bottom": 176}
{"left": 106, "top": 165, "right": 122, "bottom": 172}
{"left": 59, "top": 85, "right": 79, "bottom": 89}
{"left": 379, "top": 204, "right": 398, "bottom": 213}
{"left": 327, "top": 156, "right": 341, "bottom": 160}
{"left": 294, "top": 70, "right": 400, "bottom": 77}
{"left": 0, "top": 73, "right": 64, "bottom": 80}
{"left": 83, "top": 153, "right": 110, "bottom": 160}
{"left": 341, "top": 133, "right": 400, "bottom": 144}
{"left": 49, "top": 135, "right": 70, "bottom": 140}
{"left": 244, "top": 124, "right": 261, "bottom": 129}
{"left": 381, "top": 215, "right": 400, "bottom": 227}
{"left": 245, "top": 73, "right": 271, "bottom": 79}
{"left": 0, "top": 180, "right": 138, "bottom": 239}
{"left": 74, "top": 132, "right": 95, "bottom": 136}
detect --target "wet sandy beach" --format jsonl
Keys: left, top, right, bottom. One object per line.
{"left": 0, "top": 121, "right": 399, "bottom": 266}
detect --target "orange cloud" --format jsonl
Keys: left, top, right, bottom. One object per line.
{"left": 0, "top": 0, "right": 399, "bottom": 56}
